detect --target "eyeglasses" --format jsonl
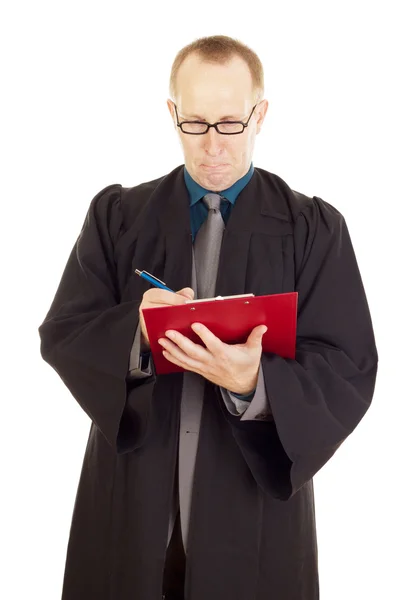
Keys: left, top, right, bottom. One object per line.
{"left": 174, "top": 102, "right": 258, "bottom": 135}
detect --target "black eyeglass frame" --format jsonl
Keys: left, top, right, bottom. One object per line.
{"left": 173, "top": 102, "right": 258, "bottom": 135}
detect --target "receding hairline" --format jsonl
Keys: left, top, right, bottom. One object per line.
{"left": 169, "top": 35, "right": 264, "bottom": 105}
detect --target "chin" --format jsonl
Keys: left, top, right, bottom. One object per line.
{"left": 196, "top": 167, "right": 234, "bottom": 190}
{"left": 202, "top": 174, "right": 231, "bottom": 190}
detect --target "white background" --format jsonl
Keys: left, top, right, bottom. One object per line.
{"left": 1, "top": 1, "right": 411, "bottom": 598}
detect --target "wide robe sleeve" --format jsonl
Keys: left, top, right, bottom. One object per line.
{"left": 38, "top": 185, "right": 155, "bottom": 454}
{"left": 222, "top": 196, "right": 378, "bottom": 501}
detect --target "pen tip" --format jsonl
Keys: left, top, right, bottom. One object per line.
{"left": 135, "top": 269, "right": 142, "bottom": 275}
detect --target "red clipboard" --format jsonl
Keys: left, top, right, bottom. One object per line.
{"left": 142, "top": 292, "right": 298, "bottom": 375}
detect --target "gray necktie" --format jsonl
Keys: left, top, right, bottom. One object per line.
{"left": 194, "top": 193, "right": 225, "bottom": 299}
{"left": 178, "top": 192, "right": 226, "bottom": 552}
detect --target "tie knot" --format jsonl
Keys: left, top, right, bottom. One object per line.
{"left": 203, "top": 193, "right": 222, "bottom": 211}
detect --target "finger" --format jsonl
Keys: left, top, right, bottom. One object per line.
{"left": 177, "top": 287, "right": 195, "bottom": 300}
{"left": 190, "top": 323, "right": 223, "bottom": 354}
{"left": 142, "top": 288, "right": 190, "bottom": 307}
{"left": 163, "top": 329, "right": 210, "bottom": 361}
{"left": 162, "top": 350, "right": 202, "bottom": 374}
{"left": 246, "top": 325, "right": 268, "bottom": 348}
{"left": 160, "top": 339, "right": 206, "bottom": 372}
{"left": 161, "top": 349, "right": 183, "bottom": 368}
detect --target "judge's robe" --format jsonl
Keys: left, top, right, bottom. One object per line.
{"left": 38, "top": 164, "right": 378, "bottom": 600}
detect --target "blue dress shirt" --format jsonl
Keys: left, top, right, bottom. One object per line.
{"left": 184, "top": 163, "right": 254, "bottom": 240}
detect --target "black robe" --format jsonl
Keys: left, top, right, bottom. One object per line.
{"left": 38, "top": 164, "right": 378, "bottom": 600}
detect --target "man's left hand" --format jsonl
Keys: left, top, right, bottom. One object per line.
{"left": 158, "top": 323, "right": 267, "bottom": 395}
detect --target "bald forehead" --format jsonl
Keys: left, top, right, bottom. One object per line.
{"left": 175, "top": 54, "right": 254, "bottom": 120}
{"left": 176, "top": 54, "right": 253, "bottom": 91}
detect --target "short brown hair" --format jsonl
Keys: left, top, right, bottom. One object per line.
{"left": 169, "top": 35, "right": 264, "bottom": 103}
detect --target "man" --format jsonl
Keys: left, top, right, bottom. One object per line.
{"left": 38, "top": 35, "right": 378, "bottom": 600}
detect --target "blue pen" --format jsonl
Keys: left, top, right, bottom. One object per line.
{"left": 135, "top": 269, "right": 175, "bottom": 293}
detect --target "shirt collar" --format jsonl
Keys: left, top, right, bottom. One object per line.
{"left": 184, "top": 163, "right": 254, "bottom": 207}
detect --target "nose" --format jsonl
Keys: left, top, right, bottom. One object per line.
{"left": 203, "top": 126, "right": 224, "bottom": 156}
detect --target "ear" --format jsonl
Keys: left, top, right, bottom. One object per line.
{"left": 255, "top": 99, "right": 269, "bottom": 135}
{"left": 167, "top": 99, "right": 177, "bottom": 126}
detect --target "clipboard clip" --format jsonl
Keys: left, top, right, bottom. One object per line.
{"left": 185, "top": 293, "right": 255, "bottom": 304}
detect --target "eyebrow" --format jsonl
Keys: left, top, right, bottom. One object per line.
{"left": 184, "top": 113, "right": 242, "bottom": 121}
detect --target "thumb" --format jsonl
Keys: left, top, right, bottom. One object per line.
{"left": 247, "top": 325, "right": 268, "bottom": 347}
{"left": 176, "top": 287, "right": 195, "bottom": 300}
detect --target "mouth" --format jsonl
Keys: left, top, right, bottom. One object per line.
{"left": 201, "top": 164, "right": 228, "bottom": 170}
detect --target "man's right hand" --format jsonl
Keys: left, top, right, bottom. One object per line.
{"left": 139, "top": 287, "right": 195, "bottom": 351}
